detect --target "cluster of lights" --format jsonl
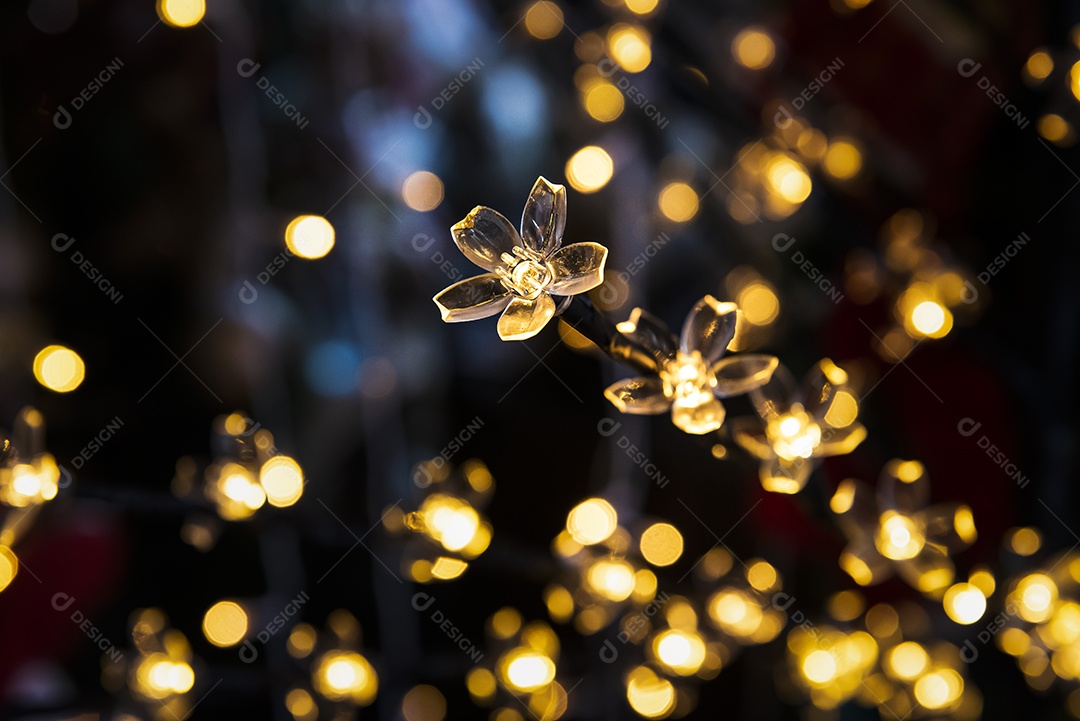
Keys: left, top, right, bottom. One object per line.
{"left": 288, "top": 610, "right": 380, "bottom": 716}
{"left": 831, "top": 459, "right": 977, "bottom": 595}
{"left": 468, "top": 608, "right": 566, "bottom": 720}
{"left": 733, "top": 358, "right": 865, "bottom": 494}
{"left": 386, "top": 458, "right": 495, "bottom": 582}
{"left": 1021, "top": 27, "right": 1080, "bottom": 147}
{"left": 118, "top": 609, "right": 198, "bottom": 721}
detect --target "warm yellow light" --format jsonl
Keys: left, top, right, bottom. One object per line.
{"left": 1015, "top": 574, "right": 1057, "bottom": 623}
{"left": 911, "top": 299, "right": 952, "bottom": 338}
{"left": 260, "top": 455, "right": 305, "bottom": 508}
{"left": 431, "top": 556, "right": 468, "bottom": 580}
{"left": 768, "top": 407, "right": 821, "bottom": 461}
{"left": 998, "top": 627, "right": 1030, "bottom": 656}
{"left": 1038, "top": 114, "right": 1072, "bottom": 144}
{"left": 827, "top": 590, "right": 865, "bottom": 622}
{"left": 626, "top": 666, "right": 676, "bottom": 719}
{"left": 708, "top": 588, "right": 763, "bottom": 637}
{"left": 968, "top": 568, "right": 995, "bottom": 597}
{"left": 802, "top": 649, "right": 838, "bottom": 685}
{"left": 842, "top": 0, "right": 874, "bottom": 8}
{"left": 653, "top": 629, "right": 706, "bottom": 675}
{"left": 764, "top": 155, "right": 812, "bottom": 204}
{"left": 875, "top": 513, "right": 925, "bottom": 560}
{"left": 823, "top": 390, "right": 858, "bottom": 428}
{"left": 158, "top": 0, "right": 205, "bottom": 27}
{"left": 914, "top": 668, "right": 963, "bottom": 710}
{"left": 202, "top": 601, "right": 248, "bottom": 647}
{"left": 584, "top": 82, "right": 625, "bottom": 122}
{"left": 657, "top": 182, "right": 699, "bottom": 222}
{"left": 544, "top": 585, "right": 575, "bottom": 623}
{"left": 1070, "top": 61, "right": 1080, "bottom": 102}
{"left": 287, "top": 623, "right": 317, "bottom": 658}
{"left": 491, "top": 607, "right": 523, "bottom": 639}
{"left": 943, "top": 583, "right": 986, "bottom": 625}
{"left": 402, "top": 684, "right": 447, "bottom": 721}
{"left": 886, "top": 641, "right": 928, "bottom": 681}
{"left": 566, "top": 498, "right": 618, "bottom": 545}
{"left": 587, "top": 559, "right": 635, "bottom": 602}
{"left": 565, "top": 146, "right": 614, "bottom": 193}
{"left": 286, "top": 688, "right": 317, "bottom": 721}
{"left": 285, "top": 215, "right": 335, "bottom": 259}
{"left": 625, "top": 0, "right": 659, "bottom": 14}
{"left": 608, "top": 24, "right": 652, "bottom": 73}
{"left": 466, "top": 667, "right": 497, "bottom": 701}
{"left": 823, "top": 140, "right": 863, "bottom": 180}
{"left": 524, "top": 1, "right": 563, "bottom": 40}
{"left": 731, "top": 28, "right": 776, "bottom": 70}
{"left": 747, "top": 560, "right": 779, "bottom": 592}
{"left": 639, "top": 523, "right": 683, "bottom": 566}
{"left": 401, "top": 171, "right": 444, "bottom": 212}
{"left": 222, "top": 466, "right": 266, "bottom": 510}
{"left": 504, "top": 650, "right": 556, "bottom": 692}
{"left": 313, "top": 651, "right": 378, "bottom": 704}
{"left": 420, "top": 495, "right": 481, "bottom": 552}
{"left": 1010, "top": 527, "right": 1042, "bottom": 556}
{"left": 146, "top": 658, "right": 195, "bottom": 695}
{"left": 736, "top": 283, "right": 779, "bottom": 326}
{"left": 0, "top": 546, "right": 18, "bottom": 593}
{"left": 33, "top": 345, "right": 85, "bottom": 393}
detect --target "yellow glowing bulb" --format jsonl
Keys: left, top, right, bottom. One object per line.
{"left": 943, "top": 583, "right": 986, "bottom": 625}
{"left": 587, "top": 559, "right": 635, "bottom": 602}
{"left": 285, "top": 215, "right": 335, "bottom": 259}
{"left": 524, "top": 1, "right": 563, "bottom": 40}
{"left": 639, "top": 523, "right": 684, "bottom": 567}
{"left": 567, "top": 498, "right": 618, "bottom": 545}
{"left": 802, "top": 650, "right": 838, "bottom": 685}
{"left": 466, "top": 667, "right": 497, "bottom": 701}
{"left": 287, "top": 624, "right": 317, "bottom": 658}
{"left": 914, "top": 669, "right": 963, "bottom": 710}
{"left": 875, "top": 513, "right": 924, "bottom": 560}
{"left": 823, "top": 140, "right": 863, "bottom": 180}
{"left": 608, "top": 24, "right": 652, "bottom": 73}
{"left": 653, "top": 629, "right": 706, "bottom": 675}
{"left": 1016, "top": 574, "right": 1057, "bottom": 622}
{"left": 625, "top": 0, "right": 659, "bottom": 14}
{"left": 731, "top": 28, "right": 775, "bottom": 69}
{"left": 909, "top": 300, "right": 953, "bottom": 338}
{"left": 202, "top": 601, "right": 249, "bottom": 647}
{"left": 0, "top": 546, "right": 18, "bottom": 593}
{"left": 314, "top": 651, "right": 378, "bottom": 704}
{"left": 565, "top": 146, "right": 614, "bottom": 193}
{"left": 1038, "top": 114, "right": 1072, "bottom": 144}
{"left": 736, "top": 283, "right": 779, "bottom": 325}
{"left": 33, "top": 345, "right": 85, "bottom": 393}
{"left": 765, "top": 155, "right": 812, "bottom": 203}
{"left": 260, "top": 455, "right": 305, "bottom": 508}
{"left": 286, "top": 688, "right": 317, "bottom": 721}
{"left": 658, "top": 182, "right": 699, "bottom": 222}
{"left": 402, "top": 171, "right": 444, "bottom": 212}
{"left": 505, "top": 650, "right": 556, "bottom": 692}
{"left": 1010, "top": 527, "right": 1042, "bottom": 556}
{"left": 431, "top": 556, "right": 468, "bottom": 579}
{"left": 747, "top": 560, "right": 779, "bottom": 592}
{"left": 402, "top": 684, "right": 447, "bottom": 721}
{"left": 626, "top": 666, "right": 676, "bottom": 718}
{"left": 886, "top": 641, "right": 928, "bottom": 680}
{"left": 584, "top": 82, "right": 625, "bottom": 122}
{"left": 158, "top": 0, "right": 205, "bottom": 27}
{"left": 1070, "top": 61, "right": 1080, "bottom": 102}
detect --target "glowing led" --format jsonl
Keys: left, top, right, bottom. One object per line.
{"left": 736, "top": 283, "right": 779, "bottom": 325}
{"left": 402, "top": 684, "right": 447, "bottom": 721}
{"left": 625, "top": 0, "right": 659, "bottom": 14}
{"left": 313, "top": 651, "right": 378, "bottom": 705}
{"left": 285, "top": 215, "right": 335, "bottom": 259}
{"left": 0, "top": 546, "right": 17, "bottom": 593}
{"left": 768, "top": 407, "right": 821, "bottom": 460}
{"left": 875, "top": 513, "right": 924, "bottom": 560}
{"left": 584, "top": 82, "right": 625, "bottom": 122}
{"left": 608, "top": 24, "right": 652, "bottom": 73}
{"left": 639, "top": 523, "right": 683, "bottom": 566}
{"left": 914, "top": 668, "right": 963, "bottom": 710}
{"left": 1015, "top": 574, "right": 1057, "bottom": 623}
{"left": 524, "top": 1, "right": 563, "bottom": 40}
{"left": 587, "top": 559, "right": 635, "bottom": 602}
{"left": 943, "top": 583, "right": 986, "bottom": 625}
{"left": 626, "top": 666, "right": 676, "bottom": 718}
{"left": 505, "top": 650, "right": 556, "bottom": 692}
{"left": 158, "top": 0, "right": 205, "bottom": 27}
{"left": 260, "top": 455, "right": 305, "bottom": 508}
{"left": 566, "top": 498, "right": 618, "bottom": 545}
{"left": 802, "top": 649, "right": 837, "bottom": 685}
{"left": 33, "top": 345, "right": 85, "bottom": 392}
{"left": 765, "top": 155, "right": 812, "bottom": 203}
{"left": 657, "top": 182, "right": 699, "bottom": 222}
{"left": 653, "top": 629, "right": 706, "bottom": 675}
{"left": 202, "top": 600, "right": 248, "bottom": 647}
{"left": 731, "top": 28, "right": 776, "bottom": 69}
{"left": 565, "top": 146, "right": 614, "bottom": 193}
{"left": 823, "top": 140, "right": 863, "bottom": 180}
{"left": 402, "top": 171, "right": 445, "bottom": 211}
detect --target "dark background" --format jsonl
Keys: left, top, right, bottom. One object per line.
{"left": 0, "top": 0, "right": 1078, "bottom": 718}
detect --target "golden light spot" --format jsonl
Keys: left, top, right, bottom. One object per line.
{"left": 865, "top": 603, "right": 899, "bottom": 638}
{"left": 584, "top": 82, "right": 625, "bottom": 122}
{"left": 841, "top": 0, "right": 874, "bottom": 8}
{"left": 731, "top": 28, "right": 776, "bottom": 70}
{"left": 259, "top": 456, "right": 305, "bottom": 508}
{"left": 736, "top": 283, "right": 779, "bottom": 325}
{"left": 466, "top": 667, "right": 497, "bottom": 701}
{"left": 633, "top": 568, "right": 658, "bottom": 603}
{"left": 830, "top": 479, "right": 856, "bottom": 514}
{"left": 968, "top": 567, "right": 995, "bottom": 597}
{"left": 653, "top": 629, "right": 706, "bottom": 675}
{"left": 894, "top": 460, "right": 924, "bottom": 482}
{"left": 285, "top": 215, "right": 335, "bottom": 259}
{"left": 886, "top": 641, "right": 929, "bottom": 680}
{"left": 876, "top": 513, "right": 924, "bottom": 560}
{"left": 1009, "top": 527, "right": 1042, "bottom": 556}
{"left": 1025, "top": 50, "right": 1054, "bottom": 81}
{"left": 910, "top": 300, "right": 951, "bottom": 337}
{"left": 0, "top": 546, "right": 18, "bottom": 593}
{"left": 158, "top": 0, "right": 205, "bottom": 27}
{"left": 823, "top": 139, "right": 863, "bottom": 180}
{"left": 626, "top": 666, "right": 676, "bottom": 718}
{"left": 802, "top": 649, "right": 838, "bottom": 685}
{"left": 566, "top": 498, "right": 618, "bottom": 545}
{"left": 431, "top": 556, "right": 468, "bottom": 580}
{"left": 544, "top": 585, "right": 575, "bottom": 623}
{"left": 1015, "top": 574, "right": 1057, "bottom": 623}
{"left": 914, "top": 668, "right": 963, "bottom": 710}
{"left": 287, "top": 623, "right": 317, "bottom": 658}
{"left": 402, "top": 684, "right": 447, "bottom": 721}
{"left": 419, "top": 495, "right": 480, "bottom": 552}
{"left": 764, "top": 155, "right": 812, "bottom": 203}
{"left": 998, "top": 627, "right": 1030, "bottom": 656}
{"left": 823, "top": 390, "right": 858, "bottom": 428}
{"left": 524, "top": 1, "right": 563, "bottom": 40}
{"left": 746, "top": 560, "right": 778, "bottom": 592}
{"left": 565, "top": 146, "right": 614, "bottom": 193}
{"left": 33, "top": 345, "right": 85, "bottom": 393}
{"left": 625, "top": 0, "right": 659, "bottom": 14}
{"left": 657, "top": 182, "right": 699, "bottom": 222}
{"left": 797, "top": 128, "right": 829, "bottom": 159}
{"left": 1071, "top": 60, "right": 1080, "bottom": 103}
{"left": 639, "top": 523, "right": 684, "bottom": 566}
{"left": 827, "top": 590, "right": 864, "bottom": 622}
{"left": 504, "top": 650, "right": 556, "bottom": 692}
{"left": 1038, "top": 114, "right": 1073, "bottom": 145}
{"left": 587, "top": 559, "right": 636, "bottom": 602}
{"left": 943, "top": 583, "right": 986, "bottom": 625}
{"left": 491, "top": 607, "right": 523, "bottom": 639}
{"left": 202, "top": 601, "right": 248, "bottom": 647}
{"left": 608, "top": 24, "right": 652, "bottom": 73}
{"left": 402, "top": 171, "right": 444, "bottom": 212}
{"left": 285, "top": 688, "right": 317, "bottom": 721}
{"left": 313, "top": 651, "right": 378, "bottom": 705}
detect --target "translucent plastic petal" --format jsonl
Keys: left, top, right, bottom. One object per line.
{"left": 604, "top": 377, "right": 672, "bottom": 415}
{"left": 759, "top": 454, "right": 812, "bottom": 494}
{"left": 433, "top": 273, "right": 514, "bottom": 322}
{"left": 547, "top": 242, "right": 608, "bottom": 296}
{"left": 919, "top": 503, "right": 977, "bottom": 552}
{"left": 730, "top": 418, "right": 772, "bottom": 460}
{"left": 815, "top": 422, "right": 867, "bottom": 458}
{"left": 896, "top": 544, "right": 955, "bottom": 596}
{"left": 671, "top": 396, "right": 725, "bottom": 434}
{"left": 451, "top": 206, "right": 521, "bottom": 272}
{"left": 610, "top": 308, "right": 677, "bottom": 373}
{"left": 520, "top": 176, "right": 566, "bottom": 256}
{"left": 712, "top": 354, "right": 779, "bottom": 398}
{"left": 830, "top": 478, "right": 878, "bottom": 539}
{"left": 497, "top": 293, "right": 556, "bottom": 341}
{"left": 800, "top": 358, "right": 851, "bottom": 417}
{"left": 680, "top": 295, "right": 738, "bottom": 364}
{"left": 839, "top": 536, "right": 894, "bottom": 586}
{"left": 748, "top": 364, "right": 798, "bottom": 422}
{"left": 876, "top": 459, "right": 930, "bottom": 514}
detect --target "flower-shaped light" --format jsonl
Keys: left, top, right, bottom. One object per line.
{"left": 830, "top": 460, "right": 977, "bottom": 596}
{"left": 433, "top": 177, "right": 609, "bottom": 341}
{"left": 109, "top": 608, "right": 198, "bottom": 721}
{"left": 732, "top": 358, "right": 866, "bottom": 494}
{"left": 604, "top": 296, "right": 779, "bottom": 435}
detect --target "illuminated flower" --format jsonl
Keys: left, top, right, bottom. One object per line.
{"left": 732, "top": 359, "right": 866, "bottom": 494}
{"left": 433, "top": 177, "right": 609, "bottom": 341}
{"left": 603, "top": 296, "right": 778, "bottom": 435}
{"left": 829, "top": 460, "right": 977, "bottom": 595}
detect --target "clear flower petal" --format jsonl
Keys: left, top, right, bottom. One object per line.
{"left": 731, "top": 418, "right": 772, "bottom": 460}
{"left": 604, "top": 377, "right": 672, "bottom": 415}
{"left": 520, "top": 176, "right": 566, "bottom": 256}
{"left": 830, "top": 477, "right": 879, "bottom": 539}
{"left": 815, "top": 423, "right": 867, "bottom": 457}
{"left": 896, "top": 544, "right": 955, "bottom": 595}
{"left": 919, "top": 503, "right": 978, "bottom": 552}
{"left": 671, "top": 396, "right": 725, "bottom": 435}
{"left": 433, "top": 273, "right": 514, "bottom": 322}
{"left": 712, "top": 354, "right": 779, "bottom": 398}
{"left": 497, "top": 293, "right": 556, "bottom": 341}
{"left": 680, "top": 295, "right": 738, "bottom": 364}
{"left": 876, "top": 459, "right": 930, "bottom": 514}
{"left": 749, "top": 365, "right": 798, "bottom": 422}
{"left": 547, "top": 242, "right": 608, "bottom": 296}
{"left": 451, "top": 206, "right": 521, "bottom": 272}
{"left": 610, "top": 308, "right": 677, "bottom": 373}
{"left": 759, "top": 454, "right": 812, "bottom": 494}
{"left": 839, "top": 536, "right": 894, "bottom": 586}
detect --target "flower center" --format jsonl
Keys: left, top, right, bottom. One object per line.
{"left": 660, "top": 351, "right": 715, "bottom": 405}
{"left": 498, "top": 248, "right": 552, "bottom": 300}
{"left": 767, "top": 405, "right": 821, "bottom": 461}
